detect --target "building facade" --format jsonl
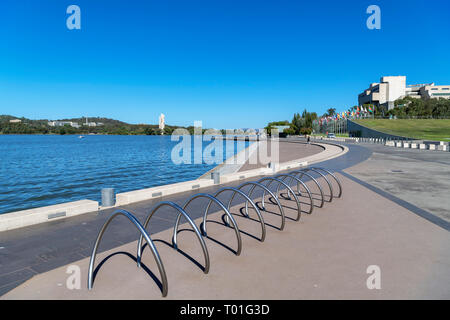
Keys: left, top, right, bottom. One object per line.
{"left": 358, "top": 76, "right": 450, "bottom": 110}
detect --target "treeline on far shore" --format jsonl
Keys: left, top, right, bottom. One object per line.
{"left": 0, "top": 115, "right": 226, "bottom": 135}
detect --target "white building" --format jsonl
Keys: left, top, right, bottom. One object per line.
{"left": 48, "top": 121, "right": 80, "bottom": 128}
{"left": 358, "top": 76, "right": 450, "bottom": 110}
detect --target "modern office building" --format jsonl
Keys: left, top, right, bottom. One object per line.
{"left": 358, "top": 76, "right": 450, "bottom": 110}
{"left": 48, "top": 121, "right": 80, "bottom": 128}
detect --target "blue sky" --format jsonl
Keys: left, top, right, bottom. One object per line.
{"left": 0, "top": 0, "right": 449, "bottom": 128}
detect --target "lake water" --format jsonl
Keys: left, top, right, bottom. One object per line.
{"left": 0, "top": 135, "right": 250, "bottom": 214}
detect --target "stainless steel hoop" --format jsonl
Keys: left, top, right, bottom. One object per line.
{"left": 299, "top": 168, "right": 333, "bottom": 202}
{"left": 257, "top": 177, "right": 301, "bottom": 221}
{"left": 212, "top": 187, "right": 266, "bottom": 242}
{"left": 87, "top": 209, "right": 168, "bottom": 297}
{"left": 238, "top": 181, "right": 286, "bottom": 230}
{"left": 274, "top": 173, "right": 313, "bottom": 214}
{"left": 137, "top": 201, "right": 210, "bottom": 274}
{"left": 288, "top": 170, "right": 324, "bottom": 208}
{"left": 181, "top": 193, "right": 242, "bottom": 256}
{"left": 310, "top": 167, "right": 343, "bottom": 198}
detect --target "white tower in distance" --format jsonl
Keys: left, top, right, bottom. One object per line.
{"left": 159, "top": 113, "right": 165, "bottom": 135}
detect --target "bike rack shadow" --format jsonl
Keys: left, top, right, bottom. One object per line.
{"left": 140, "top": 236, "right": 206, "bottom": 273}
{"left": 200, "top": 219, "right": 239, "bottom": 255}
{"left": 226, "top": 211, "right": 266, "bottom": 242}
{"left": 253, "top": 200, "right": 296, "bottom": 225}
{"left": 91, "top": 251, "right": 164, "bottom": 295}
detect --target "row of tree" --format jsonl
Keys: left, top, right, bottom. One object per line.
{"left": 266, "top": 110, "right": 318, "bottom": 136}
{"left": 389, "top": 96, "right": 450, "bottom": 118}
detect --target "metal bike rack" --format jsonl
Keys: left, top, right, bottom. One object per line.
{"left": 288, "top": 170, "right": 325, "bottom": 208}
{"left": 274, "top": 173, "right": 313, "bottom": 214}
{"left": 87, "top": 166, "right": 341, "bottom": 298}
{"left": 87, "top": 209, "right": 168, "bottom": 297}
{"left": 298, "top": 168, "right": 333, "bottom": 202}
{"left": 310, "top": 167, "right": 343, "bottom": 198}
{"left": 179, "top": 193, "right": 242, "bottom": 256}
{"left": 237, "top": 181, "right": 286, "bottom": 230}
{"left": 208, "top": 187, "right": 266, "bottom": 242}
{"left": 257, "top": 177, "right": 302, "bottom": 222}
{"left": 137, "top": 201, "right": 210, "bottom": 274}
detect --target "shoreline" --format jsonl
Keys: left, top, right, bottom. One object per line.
{"left": 0, "top": 139, "right": 347, "bottom": 232}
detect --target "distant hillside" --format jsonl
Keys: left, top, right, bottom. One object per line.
{"left": 57, "top": 117, "right": 128, "bottom": 126}
{"left": 0, "top": 115, "right": 189, "bottom": 135}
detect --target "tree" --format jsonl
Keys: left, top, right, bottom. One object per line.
{"left": 326, "top": 108, "right": 336, "bottom": 117}
{"left": 290, "top": 113, "right": 302, "bottom": 135}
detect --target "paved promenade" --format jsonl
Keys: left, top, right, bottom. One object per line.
{"left": 344, "top": 143, "right": 450, "bottom": 223}
{"left": 238, "top": 140, "right": 323, "bottom": 172}
{"left": 1, "top": 139, "right": 449, "bottom": 299}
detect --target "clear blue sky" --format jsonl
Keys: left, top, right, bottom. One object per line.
{"left": 0, "top": 0, "right": 449, "bottom": 128}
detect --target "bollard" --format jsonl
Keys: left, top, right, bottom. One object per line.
{"left": 268, "top": 162, "right": 277, "bottom": 173}
{"left": 211, "top": 171, "right": 221, "bottom": 184}
{"left": 101, "top": 188, "right": 115, "bottom": 207}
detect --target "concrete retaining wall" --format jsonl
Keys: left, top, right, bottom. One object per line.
{"left": 0, "top": 200, "right": 99, "bottom": 232}
{"left": 115, "top": 179, "right": 215, "bottom": 206}
{"left": 347, "top": 120, "right": 411, "bottom": 140}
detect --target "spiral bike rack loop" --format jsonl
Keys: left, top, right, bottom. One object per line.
{"left": 274, "top": 173, "right": 313, "bottom": 214}
{"left": 310, "top": 167, "right": 343, "bottom": 198}
{"left": 137, "top": 201, "right": 210, "bottom": 275}
{"left": 87, "top": 209, "right": 168, "bottom": 297}
{"left": 298, "top": 168, "right": 333, "bottom": 203}
{"left": 178, "top": 193, "right": 242, "bottom": 256}
{"left": 288, "top": 170, "right": 324, "bottom": 208}
{"left": 238, "top": 181, "right": 286, "bottom": 231}
{"left": 211, "top": 187, "right": 266, "bottom": 242}
{"left": 257, "top": 177, "right": 302, "bottom": 222}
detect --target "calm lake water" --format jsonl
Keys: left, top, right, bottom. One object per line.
{"left": 0, "top": 135, "right": 250, "bottom": 214}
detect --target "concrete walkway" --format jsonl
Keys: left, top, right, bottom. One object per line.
{"left": 345, "top": 143, "right": 450, "bottom": 223}
{"left": 238, "top": 140, "right": 323, "bottom": 172}
{"left": 3, "top": 173, "right": 449, "bottom": 299}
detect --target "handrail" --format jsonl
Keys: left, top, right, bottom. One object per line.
{"left": 87, "top": 209, "right": 168, "bottom": 297}
{"left": 288, "top": 170, "right": 324, "bottom": 208}
{"left": 257, "top": 177, "right": 301, "bottom": 221}
{"left": 238, "top": 181, "right": 286, "bottom": 230}
{"left": 310, "top": 167, "right": 343, "bottom": 198}
{"left": 212, "top": 187, "right": 266, "bottom": 242}
{"left": 274, "top": 173, "right": 313, "bottom": 214}
{"left": 299, "top": 168, "right": 333, "bottom": 202}
{"left": 179, "top": 193, "right": 242, "bottom": 256}
{"left": 137, "top": 201, "right": 210, "bottom": 274}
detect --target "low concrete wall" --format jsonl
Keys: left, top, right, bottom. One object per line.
{"left": 0, "top": 200, "right": 99, "bottom": 232}
{"left": 347, "top": 120, "right": 411, "bottom": 140}
{"left": 115, "top": 179, "right": 215, "bottom": 206}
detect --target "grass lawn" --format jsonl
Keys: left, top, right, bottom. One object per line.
{"left": 353, "top": 119, "right": 450, "bottom": 142}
